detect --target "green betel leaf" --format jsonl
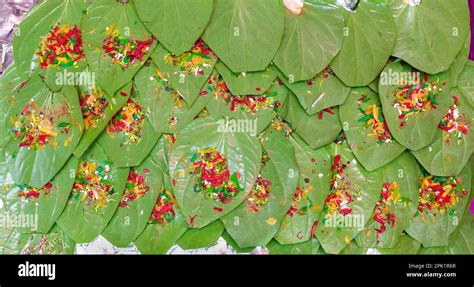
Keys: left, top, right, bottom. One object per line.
{"left": 314, "top": 140, "right": 383, "bottom": 254}
{"left": 177, "top": 220, "right": 224, "bottom": 250}
{"left": 206, "top": 77, "right": 289, "bottom": 135}
{"left": 282, "top": 92, "right": 342, "bottom": 149}
{"left": 405, "top": 164, "right": 472, "bottom": 247}
{"left": 390, "top": 0, "right": 470, "bottom": 74}
{"left": 330, "top": 0, "right": 395, "bottom": 87}
{"left": 340, "top": 241, "right": 368, "bottom": 254}
{"left": 73, "top": 82, "right": 132, "bottom": 158}
{"left": 379, "top": 61, "right": 453, "bottom": 151}
{"left": 134, "top": 62, "right": 211, "bottom": 134}
{"left": 377, "top": 233, "right": 421, "bottom": 254}
{"left": 274, "top": 134, "right": 332, "bottom": 245}
{"left": 356, "top": 152, "right": 420, "bottom": 248}
{"left": 412, "top": 91, "right": 473, "bottom": 177}
{"left": 273, "top": 0, "right": 344, "bottom": 82}
{"left": 202, "top": 0, "right": 284, "bottom": 72}
{"left": 82, "top": 0, "right": 157, "bottom": 96}
{"left": 3, "top": 225, "right": 75, "bottom": 254}
{"left": 266, "top": 238, "right": 320, "bottom": 255}
{"left": 0, "top": 65, "right": 23, "bottom": 149}
{"left": 447, "top": 214, "right": 474, "bottom": 254}
{"left": 339, "top": 87, "right": 405, "bottom": 171}
{"left": 169, "top": 115, "right": 262, "bottom": 228}
{"left": 5, "top": 156, "right": 78, "bottom": 234}
{"left": 151, "top": 42, "right": 218, "bottom": 106}
{"left": 134, "top": 174, "right": 187, "bottom": 254}
{"left": 6, "top": 77, "right": 83, "bottom": 188}
{"left": 221, "top": 231, "right": 255, "bottom": 253}
{"left": 458, "top": 61, "right": 474, "bottom": 108}
{"left": 149, "top": 135, "right": 175, "bottom": 173}
{"left": 135, "top": 0, "right": 213, "bottom": 56}
{"left": 215, "top": 62, "right": 278, "bottom": 96}
{"left": 222, "top": 128, "right": 299, "bottom": 248}
{"left": 101, "top": 157, "right": 163, "bottom": 247}
{"left": 56, "top": 143, "right": 128, "bottom": 243}
{"left": 279, "top": 67, "right": 350, "bottom": 115}
{"left": 448, "top": 35, "right": 471, "bottom": 86}
{"left": 97, "top": 92, "right": 161, "bottom": 168}
{"left": 13, "top": 0, "right": 88, "bottom": 83}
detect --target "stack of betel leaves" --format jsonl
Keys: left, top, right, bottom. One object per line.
{"left": 0, "top": 0, "right": 473, "bottom": 255}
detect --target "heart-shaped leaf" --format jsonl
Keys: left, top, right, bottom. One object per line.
{"left": 134, "top": 174, "right": 187, "bottom": 254}
{"left": 101, "top": 156, "right": 163, "bottom": 247}
{"left": 134, "top": 62, "right": 211, "bottom": 134}
{"left": 135, "top": 0, "right": 213, "bottom": 56}
{"left": 282, "top": 92, "right": 342, "bottom": 149}
{"left": 3, "top": 225, "right": 75, "bottom": 254}
{"left": 177, "top": 220, "right": 224, "bottom": 250}
{"left": 202, "top": 0, "right": 284, "bottom": 72}
{"left": 355, "top": 152, "right": 421, "bottom": 248}
{"left": 151, "top": 41, "right": 218, "bottom": 106}
{"left": 412, "top": 91, "right": 473, "bottom": 176}
{"left": 273, "top": 0, "right": 344, "bottom": 82}
{"left": 169, "top": 115, "right": 262, "bottom": 228}
{"left": 405, "top": 164, "right": 471, "bottom": 247}
{"left": 266, "top": 238, "right": 320, "bottom": 254}
{"left": 82, "top": 0, "right": 157, "bottom": 96}
{"left": 379, "top": 61, "right": 453, "bottom": 151}
{"left": 13, "top": 0, "right": 88, "bottom": 83}
{"left": 447, "top": 35, "right": 471, "bottom": 86}
{"left": 73, "top": 82, "right": 132, "bottom": 158}
{"left": 5, "top": 156, "right": 78, "bottom": 234}
{"left": 279, "top": 66, "right": 350, "bottom": 115}
{"left": 0, "top": 65, "right": 23, "bottom": 149}
{"left": 314, "top": 139, "right": 383, "bottom": 254}
{"left": 97, "top": 92, "right": 161, "bottom": 167}
{"left": 221, "top": 231, "right": 255, "bottom": 253}
{"left": 447, "top": 214, "right": 474, "bottom": 254}
{"left": 221, "top": 127, "right": 298, "bottom": 248}
{"left": 457, "top": 61, "right": 474, "bottom": 107}
{"left": 6, "top": 76, "right": 83, "bottom": 188}
{"left": 206, "top": 77, "right": 289, "bottom": 135}
{"left": 56, "top": 142, "right": 129, "bottom": 243}
{"left": 339, "top": 87, "right": 405, "bottom": 171}
{"left": 330, "top": 0, "right": 396, "bottom": 87}
{"left": 274, "top": 134, "right": 332, "bottom": 245}
{"left": 390, "top": 0, "right": 470, "bottom": 74}
{"left": 215, "top": 62, "right": 278, "bottom": 96}
{"left": 377, "top": 233, "right": 421, "bottom": 254}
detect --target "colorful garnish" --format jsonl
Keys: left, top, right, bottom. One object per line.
{"left": 72, "top": 160, "right": 114, "bottom": 209}
{"left": 119, "top": 169, "right": 150, "bottom": 207}
{"left": 190, "top": 147, "right": 243, "bottom": 204}
{"left": 163, "top": 38, "right": 216, "bottom": 76}
{"left": 358, "top": 103, "right": 392, "bottom": 144}
{"left": 323, "top": 155, "right": 353, "bottom": 217}
{"left": 393, "top": 75, "right": 445, "bottom": 127}
{"left": 371, "top": 182, "right": 402, "bottom": 243}
{"left": 438, "top": 96, "right": 469, "bottom": 145}
{"left": 17, "top": 182, "right": 53, "bottom": 200}
{"left": 80, "top": 86, "right": 110, "bottom": 129}
{"left": 36, "top": 24, "right": 85, "bottom": 69}
{"left": 287, "top": 186, "right": 314, "bottom": 217}
{"left": 247, "top": 174, "right": 272, "bottom": 213}
{"left": 416, "top": 175, "right": 468, "bottom": 219}
{"left": 106, "top": 98, "right": 145, "bottom": 144}
{"left": 12, "top": 100, "right": 58, "bottom": 150}
{"left": 102, "top": 25, "right": 155, "bottom": 69}
{"left": 149, "top": 190, "right": 177, "bottom": 224}
{"left": 214, "top": 79, "right": 280, "bottom": 113}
